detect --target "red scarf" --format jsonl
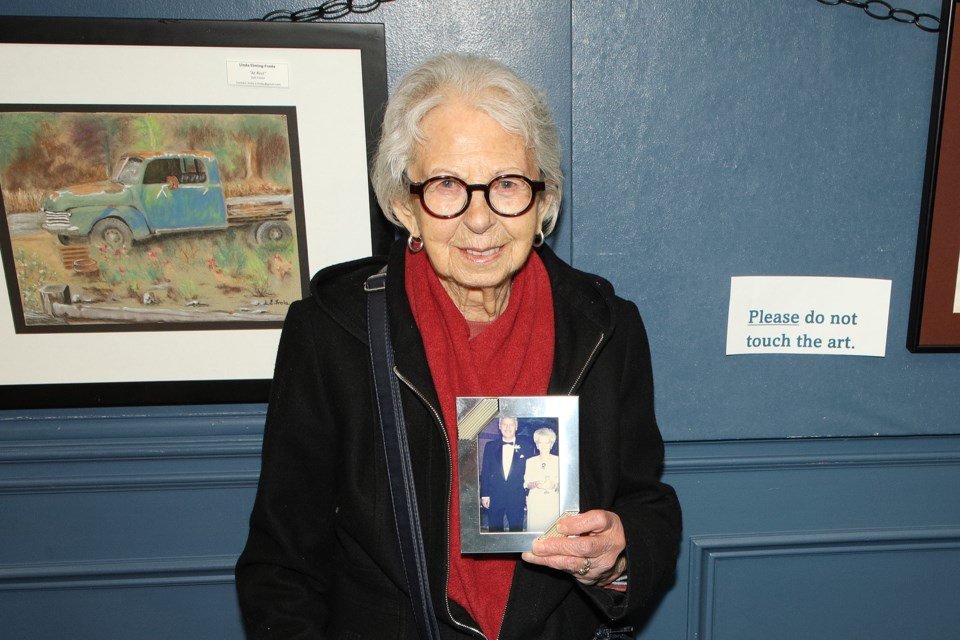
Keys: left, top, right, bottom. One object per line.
{"left": 405, "top": 248, "right": 555, "bottom": 638}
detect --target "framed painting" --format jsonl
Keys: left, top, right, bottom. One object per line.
{"left": 456, "top": 395, "right": 580, "bottom": 554}
{"left": 0, "top": 16, "right": 389, "bottom": 406}
{"left": 909, "top": 0, "right": 960, "bottom": 351}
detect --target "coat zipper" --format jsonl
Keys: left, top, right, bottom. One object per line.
{"left": 395, "top": 368, "right": 487, "bottom": 639}
{"left": 567, "top": 332, "right": 605, "bottom": 396}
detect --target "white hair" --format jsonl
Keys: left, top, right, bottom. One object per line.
{"left": 533, "top": 427, "right": 557, "bottom": 446}
{"left": 371, "top": 53, "right": 563, "bottom": 237}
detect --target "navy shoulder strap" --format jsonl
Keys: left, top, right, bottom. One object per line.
{"left": 365, "top": 268, "right": 441, "bottom": 640}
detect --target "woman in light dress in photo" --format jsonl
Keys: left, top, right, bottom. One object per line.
{"left": 524, "top": 427, "right": 560, "bottom": 531}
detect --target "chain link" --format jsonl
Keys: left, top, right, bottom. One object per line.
{"left": 815, "top": 0, "right": 940, "bottom": 32}
{"left": 262, "top": 0, "right": 395, "bottom": 22}
{"left": 265, "top": 1, "right": 937, "bottom": 31}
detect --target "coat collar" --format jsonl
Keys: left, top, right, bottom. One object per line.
{"left": 308, "top": 239, "right": 618, "bottom": 398}
{"left": 538, "top": 243, "right": 615, "bottom": 395}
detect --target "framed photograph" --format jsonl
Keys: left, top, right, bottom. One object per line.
{"left": 456, "top": 395, "right": 580, "bottom": 554}
{"left": 909, "top": 0, "right": 960, "bottom": 351}
{"left": 0, "top": 16, "right": 389, "bottom": 406}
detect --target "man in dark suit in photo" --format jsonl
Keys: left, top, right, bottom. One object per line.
{"left": 479, "top": 417, "right": 534, "bottom": 532}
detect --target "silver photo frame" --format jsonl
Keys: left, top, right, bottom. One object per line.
{"left": 457, "top": 395, "right": 580, "bottom": 554}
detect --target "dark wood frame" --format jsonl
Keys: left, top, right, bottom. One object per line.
{"left": 0, "top": 16, "right": 389, "bottom": 408}
{"left": 909, "top": 0, "right": 960, "bottom": 352}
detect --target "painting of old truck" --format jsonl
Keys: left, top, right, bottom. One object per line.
{"left": 0, "top": 106, "right": 307, "bottom": 332}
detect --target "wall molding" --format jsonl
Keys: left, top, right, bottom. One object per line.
{"left": 687, "top": 527, "right": 960, "bottom": 640}
{"left": 0, "top": 405, "right": 264, "bottom": 495}
{"left": 0, "top": 471, "right": 259, "bottom": 495}
{"left": 0, "top": 554, "right": 238, "bottom": 591}
{"left": 1, "top": 415, "right": 958, "bottom": 639}
{"left": 3, "top": 421, "right": 959, "bottom": 492}
{"left": 0, "top": 404, "right": 267, "bottom": 450}
{"left": 663, "top": 435, "right": 960, "bottom": 474}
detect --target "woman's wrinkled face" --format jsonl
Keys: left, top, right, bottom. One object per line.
{"left": 393, "top": 98, "right": 549, "bottom": 301}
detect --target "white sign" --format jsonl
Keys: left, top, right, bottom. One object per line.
{"left": 726, "top": 276, "right": 893, "bottom": 357}
{"left": 227, "top": 60, "right": 290, "bottom": 88}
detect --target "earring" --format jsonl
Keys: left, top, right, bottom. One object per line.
{"left": 533, "top": 230, "right": 544, "bottom": 248}
{"left": 407, "top": 234, "right": 424, "bottom": 253}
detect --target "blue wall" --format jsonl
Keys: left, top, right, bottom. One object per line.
{"left": 1, "top": 1, "right": 958, "bottom": 638}
{"left": 572, "top": 1, "right": 956, "bottom": 440}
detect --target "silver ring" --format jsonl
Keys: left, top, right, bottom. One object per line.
{"left": 576, "top": 557, "right": 592, "bottom": 576}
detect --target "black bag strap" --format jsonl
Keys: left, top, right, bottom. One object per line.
{"left": 365, "top": 269, "right": 442, "bottom": 640}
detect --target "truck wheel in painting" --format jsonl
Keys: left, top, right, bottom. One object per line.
{"left": 90, "top": 218, "right": 134, "bottom": 249}
{"left": 254, "top": 220, "right": 292, "bottom": 244}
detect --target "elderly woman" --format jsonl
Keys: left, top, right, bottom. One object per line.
{"left": 236, "top": 53, "right": 681, "bottom": 639}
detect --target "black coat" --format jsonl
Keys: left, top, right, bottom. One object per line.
{"left": 236, "top": 241, "right": 682, "bottom": 639}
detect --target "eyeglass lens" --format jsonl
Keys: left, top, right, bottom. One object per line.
{"left": 419, "top": 175, "right": 538, "bottom": 217}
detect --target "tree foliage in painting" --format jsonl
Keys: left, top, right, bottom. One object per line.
{"left": 0, "top": 111, "right": 293, "bottom": 214}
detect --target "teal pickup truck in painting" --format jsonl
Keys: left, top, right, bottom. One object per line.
{"left": 41, "top": 151, "right": 294, "bottom": 247}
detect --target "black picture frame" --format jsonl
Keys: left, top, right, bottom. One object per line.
{"left": 0, "top": 16, "right": 389, "bottom": 408}
{"left": 909, "top": 0, "right": 960, "bottom": 352}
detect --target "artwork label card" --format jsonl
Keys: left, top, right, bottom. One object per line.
{"left": 227, "top": 61, "right": 290, "bottom": 88}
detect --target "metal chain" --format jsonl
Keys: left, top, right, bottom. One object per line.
{"left": 815, "top": 0, "right": 940, "bottom": 32}
{"left": 262, "top": 0, "right": 395, "bottom": 22}
{"left": 266, "top": 0, "right": 939, "bottom": 31}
